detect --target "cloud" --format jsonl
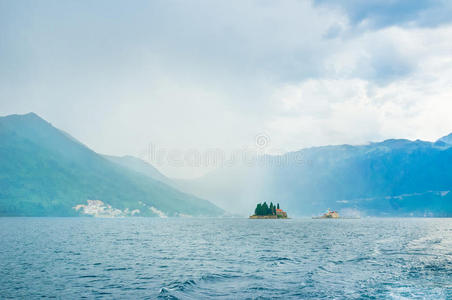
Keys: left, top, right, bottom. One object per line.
{"left": 266, "top": 25, "right": 452, "bottom": 150}
{"left": 314, "top": 0, "right": 452, "bottom": 29}
{"left": 1, "top": 0, "right": 452, "bottom": 177}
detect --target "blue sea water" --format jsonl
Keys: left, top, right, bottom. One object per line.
{"left": 0, "top": 218, "right": 451, "bottom": 299}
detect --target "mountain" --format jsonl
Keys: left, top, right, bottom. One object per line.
{"left": 176, "top": 137, "right": 452, "bottom": 217}
{"left": 104, "top": 155, "right": 173, "bottom": 186}
{"left": 0, "top": 113, "right": 223, "bottom": 217}
{"left": 438, "top": 133, "right": 452, "bottom": 145}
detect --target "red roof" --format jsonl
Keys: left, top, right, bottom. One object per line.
{"left": 276, "top": 209, "right": 283, "bottom": 212}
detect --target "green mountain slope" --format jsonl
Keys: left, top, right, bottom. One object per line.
{"left": 0, "top": 113, "right": 223, "bottom": 217}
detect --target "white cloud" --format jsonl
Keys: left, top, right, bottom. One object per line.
{"left": 266, "top": 25, "right": 452, "bottom": 151}
{"left": 1, "top": 1, "right": 452, "bottom": 178}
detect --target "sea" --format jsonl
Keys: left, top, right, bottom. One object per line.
{"left": 0, "top": 218, "right": 451, "bottom": 299}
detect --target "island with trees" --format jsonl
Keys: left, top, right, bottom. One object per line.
{"left": 249, "top": 202, "right": 288, "bottom": 219}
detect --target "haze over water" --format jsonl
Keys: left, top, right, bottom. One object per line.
{"left": 1, "top": 218, "right": 450, "bottom": 299}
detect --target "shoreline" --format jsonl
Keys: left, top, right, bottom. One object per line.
{"left": 249, "top": 215, "right": 289, "bottom": 219}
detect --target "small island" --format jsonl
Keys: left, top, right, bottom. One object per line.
{"left": 249, "top": 202, "right": 288, "bottom": 219}
{"left": 312, "top": 208, "right": 360, "bottom": 219}
{"left": 312, "top": 208, "right": 339, "bottom": 219}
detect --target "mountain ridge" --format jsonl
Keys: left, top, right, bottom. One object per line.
{"left": 175, "top": 135, "right": 452, "bottom": 217}
{"left": 0, "top": 113, "right": 223, "bottom": 217}
{"left": 438, "top": 132, "right": 452, "bottom": 145}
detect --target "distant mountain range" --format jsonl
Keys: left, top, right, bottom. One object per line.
{"left": 175, "top": 136, "right": 452, "bottom": 217}
{"left": 0, "top": 113, "right": 223, "bottom": 217}
{"left": 1, "top": 112, "right": 451, "bottom": 217}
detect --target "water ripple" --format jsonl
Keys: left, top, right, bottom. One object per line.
{"left": 0, "top": 217, "right": 450, "bottom": 299}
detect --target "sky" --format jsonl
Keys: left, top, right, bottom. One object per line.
{"left": 1, "top": 0, "right": 452, "bottom": 178}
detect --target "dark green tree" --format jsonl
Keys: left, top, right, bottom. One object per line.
{"left": 256, "top": 203, "right": 263, "bottom": 215}
{"left": 254, "top": 202, "right": 280, "bottom": 216}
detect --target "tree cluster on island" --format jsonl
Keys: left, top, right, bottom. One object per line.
{"left": 254, "top": 202, "right": 280, "bottom": 216}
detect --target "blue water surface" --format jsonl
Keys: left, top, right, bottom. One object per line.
{"left": 0, "top": 218, "right": 451, "bottom": 299}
